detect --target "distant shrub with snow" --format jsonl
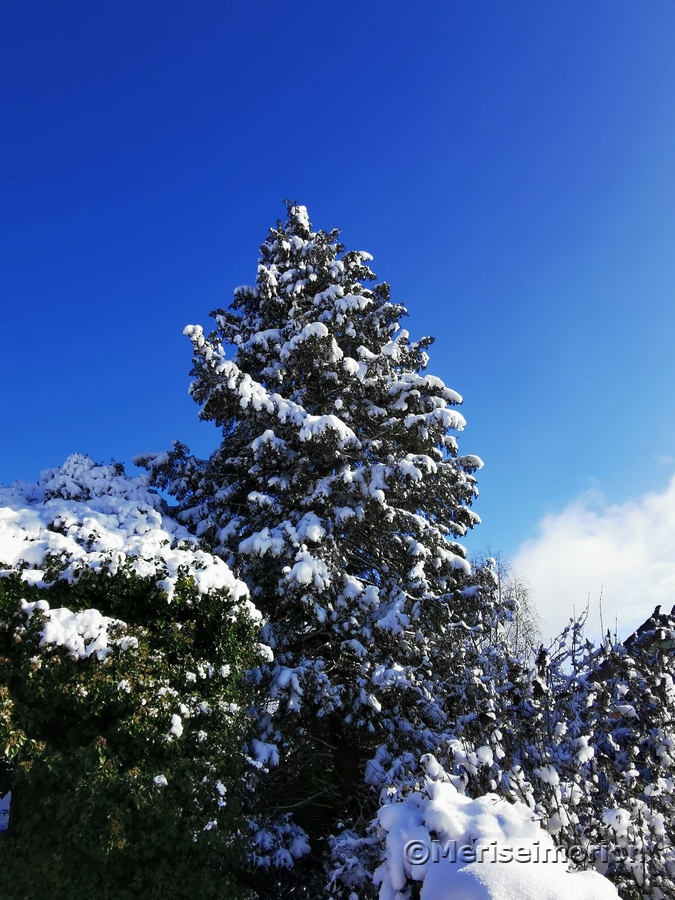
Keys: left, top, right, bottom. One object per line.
{"left": 0, "top": 455, "right": 263, "bottom": 899}
{"left": 502, "top": 616, "right": 675, "bottom": 900}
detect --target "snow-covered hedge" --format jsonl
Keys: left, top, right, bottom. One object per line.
{"left": 0, "top": 452, "right": 256, "bottom": 609}
{"left": 0, "top": 455, "right": 264, "bottom": 899}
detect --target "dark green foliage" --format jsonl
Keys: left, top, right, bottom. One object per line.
{"left": 0, "top": 567, "right": 259, "bottom": 899}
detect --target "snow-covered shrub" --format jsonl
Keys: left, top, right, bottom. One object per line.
{"left": 501, "top": 614, "right": 675, "bottom": 900}
{"left": 0, "top": 455, "right": 264, "bottom": 899}
{"left": 370, "top": 754, "right": 619, "bottom": 900}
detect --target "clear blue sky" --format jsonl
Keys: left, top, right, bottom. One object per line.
{"left": 3, "top": 2, "right": 675, "bottom": 631}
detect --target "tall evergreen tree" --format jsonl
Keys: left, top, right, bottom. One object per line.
{"left": 139, "top": 204, "right": 499, "bottom": 889}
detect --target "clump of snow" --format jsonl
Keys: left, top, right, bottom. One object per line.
{"left": 373, "top": 755, "right": 619, "bottom": 900}
{"left": 239, "top": 526, "right": 285, "bottom": 557}
{"left": 169, "top": 713, "right": 184, "bottom": 739}
{"left": 298, "top": 413, "right": 357, "bottom": 448}
{"left": 20, "top": 598, "right": 137, "bottom": 660}
{"left": 285, "top": 551, "right": 330, "bottom": 591}
{"left": 250, "top": 739, "right": 280, "bottom": 767}
{"left": 279, "top": 321, "right": 330, "bottom": 361}
{"left": 289, "top": 204, "right": 310, "bottom": 232}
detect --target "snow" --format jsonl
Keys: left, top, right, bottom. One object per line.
{"left": 247, "top": 491, "right": 275, "bottom": 507}
{"left": 0, "top": 454, "right": 254, "bottom": 615}
{"left": 404, "top": 407, "right": 467, "bottom": 433}
{"left": 242, "top": 328, "right": 282, "bottom": 354}
{"left": 285, "top": 551, "right": 330, "bottom": 590}
{"left": 357, "top": 345, "right": 378, "bottom": 361}
{"left": 239, "top": 526, "right": 285, "bottom": 557}
{"left": 371, "top": 661, "right": 412, "bottom": 689}
{"left": 289, "top": 205, "right": 310, "bottom": 231}
{"left": 475, "top": 746, "right": 494, "bottom": 767}
{"left": 313, "top": 284, "right": 344, "bottom": 305}
{"left": 331, "top": 292, "right": 372, "bottom": 314}
{"left": 169, "top": 713, "right": 184, "bottom": 739}
{"left": 279, "top": 321, "right": 330, "bottom": 360}
{"left": 535, "top": 764, "right": 560, "bottom": 786}
{"left": 298, "top": 414, "right": 357, "bottom": 448}
{"left": 250, "top": 740, "right": 280, "bottom": 767}
{"left": 0, "top": 454, "right": 271, "bottom": 687}
{"left": 374, "top": 759, "right": 620, "bottom": 900}
{"left": 388, "top": 372, "right": 463, "bottom": 405}
{"left": 293, "top": 512, "right": 325, "bottom": 544}
{"left": 20, "top": 598, "right": 137, "bottom": 660}
{"left": 257, "top": 642, "right": 274, "bottom": 662}
{"left": 250, "top": 429, "right": 285, "bottom": 452}
{"left": 343, "top": 356, "right": 361, "bottom": 376}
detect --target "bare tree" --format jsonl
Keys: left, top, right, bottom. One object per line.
{"left": 473, "top": 548, "right": 541, "bottom": 660}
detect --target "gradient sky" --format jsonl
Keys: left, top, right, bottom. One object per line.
{"left": 3, "top": 1, "right": 675, "bottom": 641}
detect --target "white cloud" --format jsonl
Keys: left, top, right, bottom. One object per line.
{"left": 513, "top": 476, "right": 675, "bottom": 645}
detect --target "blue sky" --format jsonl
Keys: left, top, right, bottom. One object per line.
{"left": 3, "top": 1, "right": 675, "bottom": 640}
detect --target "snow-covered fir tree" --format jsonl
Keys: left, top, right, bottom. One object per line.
{"left": 139, "top": 204, "right": 530, "bottom": 893}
